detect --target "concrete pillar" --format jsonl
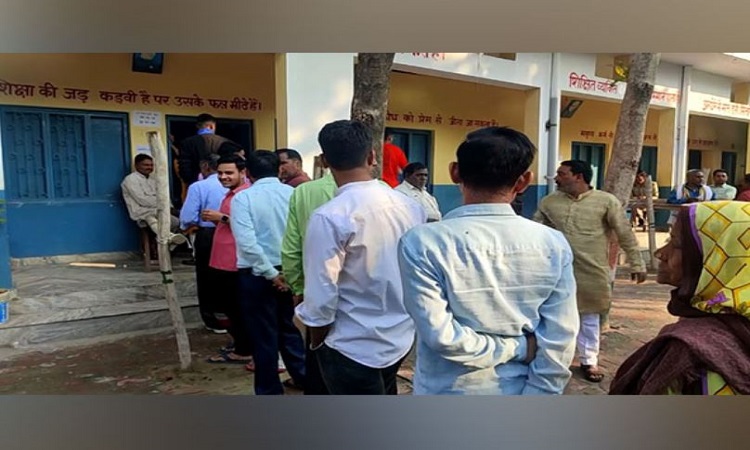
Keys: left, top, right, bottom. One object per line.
{"left": 672, "top": 66, "right": 692, "bottom": 188}
{"left": 274, "top": 53, "right": 356, "bottom": 175}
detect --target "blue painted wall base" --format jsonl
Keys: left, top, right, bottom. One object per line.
{"left": 0, "top": 190, "right": 13, "bottom": 289}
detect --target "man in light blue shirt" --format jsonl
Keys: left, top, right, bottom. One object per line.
{"left": 398, "top": 126, "right": 579, "bottom": 395}
{"left": 230, "top": 150, "right": 305, "bottom": 395}
{"left": 179, "top": 154, "right": 229, "bottom": 333}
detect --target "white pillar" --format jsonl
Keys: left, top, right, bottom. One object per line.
{"left": 546, "top": 52, "right": 561, "bottom": 194}
{"left": 274, "top": 53, "right": 356, "bottom": 175}
{"left": 672, "top": 66, "right": 692, "bottom": 187}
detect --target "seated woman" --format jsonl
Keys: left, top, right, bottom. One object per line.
{"left": 609, "top": 201, "right": 750, "bottom": 395}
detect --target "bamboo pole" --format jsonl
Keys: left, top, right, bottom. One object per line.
{"left": 147, "top": 131, "right": 192, "bottom": 370}
{"left": 645, "top": 175, "right": 658, "bottom": 271}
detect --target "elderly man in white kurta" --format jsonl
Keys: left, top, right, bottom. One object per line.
{"left": 121, "top": 153, "right": 186, "bottom": 249}
{"left": 395, "top": 162, "right": 442, "bottom": 222}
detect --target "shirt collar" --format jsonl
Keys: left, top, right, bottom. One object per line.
{"left": 400, "top": 181, "right": 423, "bottom": 192}
{"left": 252, "top": 177, "right": 282, "bottom": 187}
{"left": 228, "top": 182, "right": 250, "bottom": 195}
{"left": 197, "top": 128, "right": 214, "bottom": 135}
{"left": 565, "top": 188, "right": 594, "bottom": 201}
{"left": 444, "top": 203, "right": 517, "bottom": 220}
{"left": 335, "top": 179, "right": 380, "bottom": 196}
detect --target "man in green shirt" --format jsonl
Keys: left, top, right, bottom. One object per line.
{"left": 281, "top": 157, "right": 337, "bottom": 394}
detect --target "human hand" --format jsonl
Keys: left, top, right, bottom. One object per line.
{"left": 523, "top": 333, "right": 537, "bottom": 364}
{"left": 201, "top": 209, "right": 223, "bottom": 222}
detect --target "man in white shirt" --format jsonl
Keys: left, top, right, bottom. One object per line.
{"left": 395, "top": 162, "right": 442, "bottom": 222}
{"left": 121, "top": 154, "right": 186, "bottom": 249}
{"left": 710, "top": 169, "right": 737, "bottom": 200}
{"left": 295, "top": 120, "right": 427, "bottom": 395}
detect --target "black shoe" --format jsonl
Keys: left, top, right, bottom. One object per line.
{"left": 181, "top": 258, "right": 196, "bottom": 266}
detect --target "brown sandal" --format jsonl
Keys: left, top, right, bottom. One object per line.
{"left": 581, "top": 365, "right": 605, "bottom": 383}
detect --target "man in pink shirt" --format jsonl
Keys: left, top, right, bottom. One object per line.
{"left": 204, "top": 155, "right": 254, "bottom": 364}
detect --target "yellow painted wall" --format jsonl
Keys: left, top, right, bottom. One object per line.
{"left": 558, "top": 97, "right": 670, "bottom": 185}
{"left": 687, "top": 115, "right": 748, "bottom": 183}
{"left": 0, "top": 53, "right": 277, "bottom": 161}
{"left": 386, "top": 71, "right": 529, "bottom": 184}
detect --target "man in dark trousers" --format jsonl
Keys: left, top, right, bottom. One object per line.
{"left": 178, "top": 113, "right": 229, "bottom": 187}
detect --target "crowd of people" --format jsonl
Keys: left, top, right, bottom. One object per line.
{"left": 120, "top": 113, "right": 750, "bottom": 395}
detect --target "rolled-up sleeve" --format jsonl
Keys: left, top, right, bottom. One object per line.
{"left": 398, "top": 234, "right": 527, "bottom": 369}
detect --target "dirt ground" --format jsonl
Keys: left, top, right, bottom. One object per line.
{"left": 0, "top": 272, "right": 675, "bottom": 395}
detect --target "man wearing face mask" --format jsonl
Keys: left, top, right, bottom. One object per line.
{"left": 395, "top": 162, "right": 442, "bottom": 222}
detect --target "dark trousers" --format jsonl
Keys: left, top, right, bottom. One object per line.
{"left": 194, "top": 227, "right": 224, "bottom": 329}
{"left": 214, "top": 269, "right": 253, "bottom": 356}
{"left": 238, "top": 268, "right": 306, "bottom": 395}
{"left": 304, "top": 327, "right": 329, "bottom": 395}
{"left": 316, "top": 344, "right": 403, "bottom": 395}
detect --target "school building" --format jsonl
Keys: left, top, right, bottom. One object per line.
{"left": 1, "top": 52, "right": 749, "bottom": 290}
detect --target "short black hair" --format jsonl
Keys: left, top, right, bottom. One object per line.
{"left": 713, "top": 169, "right": 728, "bottom": 177}
{"left": 196, "top": 113, "right": 216, "bottom": 127}
{"left": 246, "top": 150, "right": 279, "bottom": 179}
{"left": 276, "top": 148, "right": 303, "bottom": 162}
{"left": 317, "top": 120, "right": 372, "bottom": 171}
{"left": 217, "top": 154, "right": 246, "bottom": 172}
{"left": 561, "top": 160, "right": 593, "bottom": 184}
{"left": 134, "top": 153, "right": 153, "bottom": 164}
{"left": 218, "top": 141, "right": 244, "bottom": 157}
{"left": 200, "top": 153, "right": 221, "bottom": 171}
{"left": 456, "top": 127, "right": 536, "bottom": 191}
{"left": 404, "top": 162, "right": 427, "bottom": 177}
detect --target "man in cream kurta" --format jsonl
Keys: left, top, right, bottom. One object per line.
{"left": 395, "top": 162, "right": 442, "bottom": 222}
{"left": 121, "top": 154, "right": 186, "bottom": 248}
{"left": 534, "top": 160, "right": 646, "bottom": 383}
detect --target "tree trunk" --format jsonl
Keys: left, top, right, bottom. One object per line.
{"left": 603, "top": 53, "right": 660, "bottom": 278}
{"left": 147, "top": 131, "right": 193, "bottom": 371}
{"left": 351, "top": 53, "right": 395, "bottom": 179}
{"left": 603, "top": 53, "right": 661, "bottom": 204}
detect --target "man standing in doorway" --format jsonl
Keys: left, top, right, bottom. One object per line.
{"left": 295, "top": 120, "right": 426, "bottom": 395}
{"left": 121, "top": 154, "right": 187, "bottom": 250}
{"left": 534, "top": 160, "right": 646, "bottom": 383}
{"left": 281, "top": 154, "right": 337, "bottom": 395}
{"left": 382, "top": 134, "right": 408, "bottom": 188}
{"left": 398, "top": 127, "right": 578, "bottom": 395}
{"left": 178, "top": 113, "right": 229, "bottom": 187}
{"left": 395, "top": 162, "right": 442, "bottom": 222}
{"left": 179, "top": 154, "right": 229, "bottom": 334}
{"left": 710, "top": 169, "right": 737, "bottom": 200}
{"left": 276, "top": 148, "right": 311, "bottom": 187}
{"left": 231, "top": 150, "right": 306, "bottom": 395}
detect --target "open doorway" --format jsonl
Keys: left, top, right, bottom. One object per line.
{"left": 166, "top": 115, "right": 255, "bottom": 206}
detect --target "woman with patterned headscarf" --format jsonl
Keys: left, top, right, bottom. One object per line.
{"left": 609, "top": 201, "right": 750, "bottom": 395}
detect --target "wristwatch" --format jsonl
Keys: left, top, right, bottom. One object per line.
{"left": 220, "top": 215, "right": 229, "bottom": 224}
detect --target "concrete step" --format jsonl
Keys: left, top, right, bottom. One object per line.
{"left": 0, "top": 260, "right": 204, "bottom": 350}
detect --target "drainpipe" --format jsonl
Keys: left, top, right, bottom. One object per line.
{"left": 673, "top": 66, "right": 692, "bottom": 187}
{"left": 546, "top": 52, "right": 561, "bottom": 194}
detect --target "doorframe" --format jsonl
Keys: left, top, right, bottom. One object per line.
{"left": 571, "top": 141, "right": 607, "bottom": 189}
{"left": 385, "top": 126, "right": 435, "bottom": 186}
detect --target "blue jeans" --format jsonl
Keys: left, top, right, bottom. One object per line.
{"left": 238, "top": 268, "right": 306, "bottom": 395}
{"left": 316, "top": 344, "right": 403, "bottom": 395}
